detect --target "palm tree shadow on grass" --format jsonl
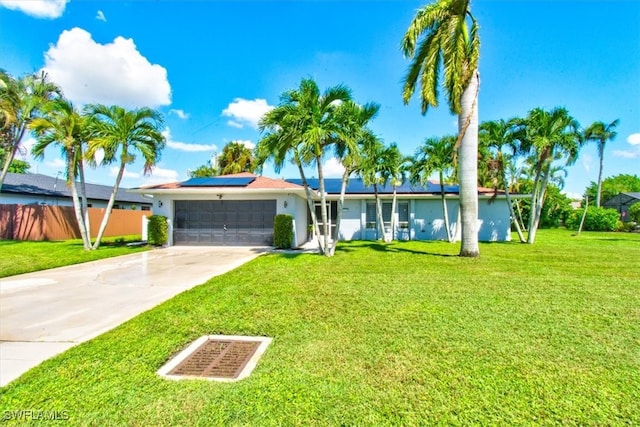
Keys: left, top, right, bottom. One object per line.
{"left": 336, "top": 241, "right": 458, "bottom": 257}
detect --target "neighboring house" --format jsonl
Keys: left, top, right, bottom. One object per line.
{"left": 1, "top": 172, "right": 153, "bottom": 210}
{"left": 603, "top": 192, "right": 640, "bottom": 222}
{"left": 132, "top": 172, "right": 514, "bottom": 247}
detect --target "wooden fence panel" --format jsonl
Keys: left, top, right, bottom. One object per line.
{"left": 0, "top": 204, "right": 151, "bottom": 241}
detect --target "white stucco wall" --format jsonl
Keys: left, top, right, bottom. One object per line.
{"left": 477, "top": 198, "right": 512, "bottom": 242}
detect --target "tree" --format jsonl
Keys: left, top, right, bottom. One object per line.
{"left": 358, "top": 135, "right": 389, "bottom": 241}
{"left": 479, "top": 118, "right": 526, "bottom": 242}
{"left": 515, "top": 107, "right": 581, "bottom": 243}
{"left": 0, "top": 146, "right": 30, "bottom": 173}
{"left": 583, "top": 119, "right": 619, "bottom": 207}
{"left": 30, "top": 98, "right": 93, "bottom": 250}
{"left": 0, "top": 71, "right": 61, "bottom": 192}
{"left": 585, "top": 174, "right": 640, "bottom": 204}
{"left": 401, "top": 0, "right": 481, "bottom": 257}
{"left": 189, "top": 163, "right": 218, "bottom": 178}
{"left": 258, "top": 78, "right": 352, "bottom": 256}
{"left": 410, "top": 135, "right": 456, "bottom": 242}
{"left": 331, "top": 100, "right": 380, "bottom": 255}
{"left": 85, "top": 104, "right": 165, "bottom": 249}
{"left": 217, "top": 141, "right": 255, "bottom": 175}
{"left": 379, "top": 143, "right": 410, "bottom": 242}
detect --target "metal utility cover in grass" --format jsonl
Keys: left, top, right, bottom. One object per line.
{"left": 158, "top": 335, "right": 272, "bottom": 382}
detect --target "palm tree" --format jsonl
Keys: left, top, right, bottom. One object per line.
{"left": 85, "top": 104, "right": 165, "bottom": 249}
{"left": 583, "top": 119, "right": 619, "bottom": 207}
{"left": 30, "top": 98, "right": 92, "bottom": 250}
{"left": 358, "top": 136, "right": 388, "bottom": 241}
{"left": 401, "top": 0, "right": 481, "bottom": 257}
{"left": 516, "top": 107, "right": 581, "bottom": 244}
{"left": 479, "top": 119, "right": 526, "bottom": 242}
{"left": 331, "top": 100, "right": 380, "bottom": 255}
{"left": 411, "top": 135, "right": 456, "bottom": 242}
{"left": 217, "top": 141, "right": 255, "bottom": 175}
{"left": 258, "top": 78, "right": 352, "bottom": 256}
{"left": 0, "top": 71, "right": 61, "bottom": 192}
{"left": 379, "top": 143, "right": 410, "bottom": 241}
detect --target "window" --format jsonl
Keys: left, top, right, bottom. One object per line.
{"left": 366, "top": 201, "right": 409, "bottom": 229}
{"left": 398, "top": 202, "right": 409, "bottom": 229}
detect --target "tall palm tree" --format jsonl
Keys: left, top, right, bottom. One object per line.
{"left": 479, "top": 118, "right": 526, "bottom": 242}
{"left": 401, "top": 0, "right": 481, "bottom": 257}
{"left": 258, "top": 78, "right": 352, "bottom": 256}
{"left": 379, "top": 143, "right": 410, "bottom": 241}
{"left": 411, "top": 135, "right": 456, "bottom": 242}
{"left": 358, "top": 136, "right": 388, "bottom": 241}
{"left": 331, "top": 100, "right": 380, "bottom": 255}
{"left": 583, "top": 119, "right": 619, "bottom": 207}
{"left": 30, "top": 98, "right": 92, "bottom": 250}
{"left": 0, "top": 71, "right": 61, "bottom": 192}
{"left": 516, "top": 107, "right": 581, "bottom": 244}
{"left": 85, "top": 104, "right": 165, "bottom": 249}
{"left": 217, "top": 141, "right": 255, "bottom": 175}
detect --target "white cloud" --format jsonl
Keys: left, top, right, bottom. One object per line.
{"left": 46, "top": 158, "right": 66, "bottom": 168}
{"left": 227, "top": 120, "right": 243, "bottom": 129}
{"left": 170, "top": 109, "right": 189, "bottom": 119}
{"left": 96, "top": 10, "right": 106, "bottom": 22}
{"left": 222, "top": 98, "right": 273, "bottom": 129}
{"left": 322, "top": 157, "right": 345, "bottom": 178}
{"left": 109, "top": 166, "right": 139, "bottom": 179}
{"left": 562, "top": 191, "right": 583, "bottom": 201}
{"left": 162, "top": 128, "right": 217, "bottom": 152}
{"left": 613, "top": 148, "right": 640, "bottom": 159}
{"left": 581, "top": 153, "right": 592, "bottom": 173}
{"left": 0, "top": 0, "right": 68, "bottom": 18}
{"left": 138, "top": 166, "right": 179, "bottom": 185}
{"left": 627, "top": 133, "right": 640, "bottom": 145}
{"left": 42, "top": 27, "right": 171, "bottom": 108}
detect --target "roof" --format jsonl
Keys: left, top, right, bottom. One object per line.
{"left": 286, "top": 178, "right": 499, "bottom": 196}
{"left": 138, "top": 173, "right": 303, "bottom": 191}
{"left": 1, "top": 172, "right": 152, "bottom": 204}
{"left": 603, "top": 192, "right": 640, "bottom": 206}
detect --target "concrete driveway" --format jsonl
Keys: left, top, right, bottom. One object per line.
{"left": 0, "top": 246, "right": 267, "bottom": 387}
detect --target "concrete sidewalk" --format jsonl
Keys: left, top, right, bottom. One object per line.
{"left": 0, "top": 246, "right": 267, "bottom": 387}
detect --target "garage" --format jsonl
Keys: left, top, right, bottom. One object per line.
{"left": 173, "top": 200, "right": 276, "bottom": 246}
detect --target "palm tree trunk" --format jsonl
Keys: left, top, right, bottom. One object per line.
{"left": 316, "top": 156, "right": 330, "bottom": 255}
{"left": 77, "top": 157, "right": 91, "bottom": 245}
{"left": 596, "top": 145, "right": 604, "bottom": 207}
{"left": 439, "top": 170, "right": 453, "bottom": 242}
{"left": 66, "top": 154, "right": 91, "bottom": 250}
{"left": 458, "top": 69, "right": 480, "bottom": 257}
{"left": 92, "top": 161, "right": 126, "bottom": 249}
{"left": 374, "top": 183, "right": 385, "bottom": 241}
{"left": 295, "top": 155, "right": 324, "bottom": 254}
{"left": 330, "top": 168, "right": 350, "bottom": 256}
{"left": 389, "top": 186, "right": 397, "bottom": 242}
{"left": 527, "top": 164, "right": 550, "bottom": 244}
{"left": 501, "top": 171, "right": 525, "bottom": 243}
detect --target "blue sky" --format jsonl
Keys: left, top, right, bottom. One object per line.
{"left": 1, "top": 0, "right": 638, "bottom": 198}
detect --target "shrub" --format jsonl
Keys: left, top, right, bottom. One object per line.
{"left": 147, "top": 215, "right": 168, "bottom": 246}
{"left": 273, "top": 214, "right": 294, "bottom": 249}
{"left": 628, "top": 203, "right": 640, "bottom": 223}
{"left": 566, "top": 206, "right": 620, "bottom": 231}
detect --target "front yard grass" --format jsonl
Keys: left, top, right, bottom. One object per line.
{"left": 1, "top": 229, "right": 639, "bottom": 425}
{"left": 0, "top": 236, "right": 150, "bottom": 278}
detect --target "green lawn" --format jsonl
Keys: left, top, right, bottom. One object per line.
{"left": 1, "top": 230, "right": 639, "bottom": 425}
{"left": 0, "top": 236, "right": 150, "bottom": 278}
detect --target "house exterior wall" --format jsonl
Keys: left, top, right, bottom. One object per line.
{"left": 148, "top": 191, "right": 512, "bottom": 246}
{"left": 152, "top": 192, "right": 298, "bottom": 246}
{"left": 329, "top": 196, "right": 511, "bottom": 243}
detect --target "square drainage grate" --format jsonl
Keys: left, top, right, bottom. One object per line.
{"left": 158, "top": 335, "right": 272, "bottom": 382}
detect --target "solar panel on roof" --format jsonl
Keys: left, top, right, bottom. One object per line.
{"left": 181, "top": 177, "right": 256, "bottom": 187}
